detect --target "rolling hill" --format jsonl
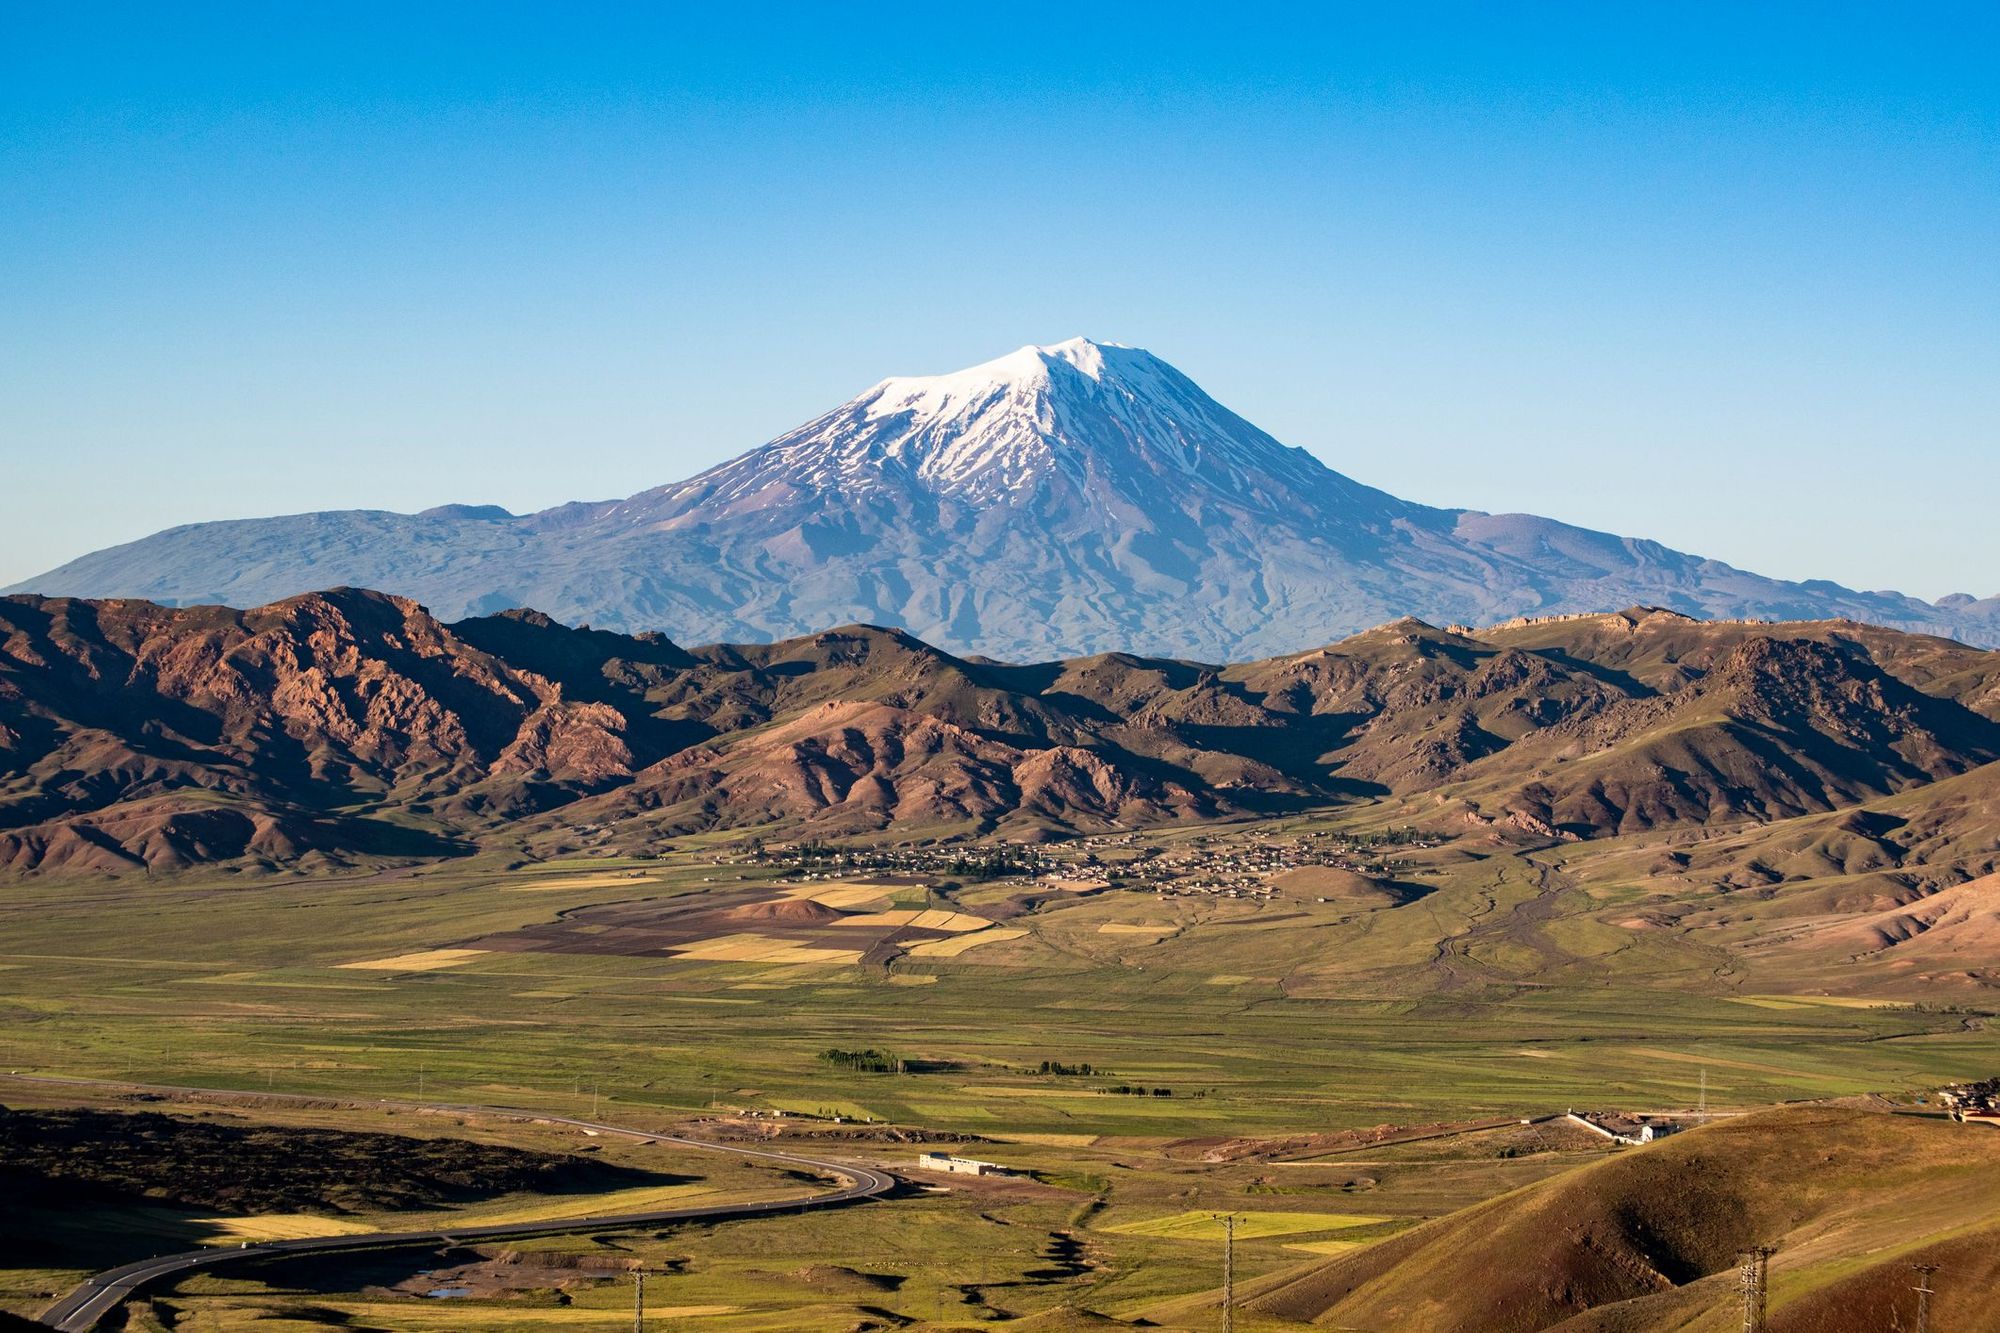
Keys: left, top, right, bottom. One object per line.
{"left": 3, "top": 591, "right": 1997, "bottom": 876}
{"left": 1244, "top": 1106, "right": 2000, "bottom": 1332}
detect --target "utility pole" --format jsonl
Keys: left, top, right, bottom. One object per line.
{"left": 1911, "top": 1262, "right": 1938, "bottom": 1333}
{"left": 418, "top": 1062, "right": 425, "bottom": 1098}
{"left": 592, "top": 1079, "right": 600, "bottom": 1119}
{"left": 1699, "top": 1067, "right": 1708, "bottom": 1116}
{"left": 1221, "top": 1212, "right": 1235, "bottom": 1333}
{"left": 633, "top": 1268, "right": 645, "bottom": 1332}
{"left": 1738, "top": 1246, "right": 1772, "bottom": 1333}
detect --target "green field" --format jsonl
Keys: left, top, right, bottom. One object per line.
{"left": 2, "top": 826, "right": 1992, "bottom": 1139}
{"left": 5, "top": 817, "right": 1999, "bottom": 1328}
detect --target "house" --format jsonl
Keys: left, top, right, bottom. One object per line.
{"left": 1566, "top": 1110, "right": 1680, "bottom": 1146}
{"left": 1939, "top": 1078, "right": 2000, "bottom": 1124}
{"left": 916, "top": 1152, "right": 1012, "bottom": 1176}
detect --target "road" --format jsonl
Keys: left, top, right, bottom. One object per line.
{"left": 7, "top": 1076, "right": 896, "bottom": 1332}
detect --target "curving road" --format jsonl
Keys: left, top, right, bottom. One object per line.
{"left": 9, "top": 1077, "right": 896, "bottom": 1332}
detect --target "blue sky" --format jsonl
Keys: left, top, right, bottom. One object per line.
{"left": 3, "top": 3, "right": 1995, "bottom": 598}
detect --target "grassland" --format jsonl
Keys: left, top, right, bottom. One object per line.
{"left": 2, "top": 824, "right": 1992, "bottom": 1142}
{"left": 5, "top": 812, "right": 1999, "bottom": 1327}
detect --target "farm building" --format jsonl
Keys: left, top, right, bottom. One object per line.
{"left": 1566, "top": 1111, "right": 1682, "bottom": 1146}
{"left": 916, "top": 1152, "right": 1013, "bottom": 1176}
{"left": 1939, "top": 1078, "right": 2000, "bottom": 1124}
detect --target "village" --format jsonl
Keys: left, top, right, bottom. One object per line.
{"left": 737, "top": 827, "right": 1446, "bottom": 905}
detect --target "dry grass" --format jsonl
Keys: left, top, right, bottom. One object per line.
{"left": 1106, "top": 1210, "right": 1389, "bottom": 1241}
{"left": 834, "top": 908, "right": 989, "bottom": 932}
{"left": 904, "top": 927, "right": 1026, "bottom": 957}
{"left": 501, "top": 874, "right": 667, "bottom": 892}
{"left": 668, "top": 934, "right": 863, "bottom": 966}
{"left": 782, "top": 884, "right": 899, "bottom": 908}
{"left": 189, "top": 1215, "right": 376, "bottom": 1243}
{"left": 421, "top": 1182, "right": 716, "bottom": 1226}
{"left": 1245, "top": 1106, "right": 2000, "bottom": 1331}
{"left": 1284, "top": 1238, "right": 1370, "bottom": 1256}
{"left": 335, "top": 948, "right": 489, "bottom": 972}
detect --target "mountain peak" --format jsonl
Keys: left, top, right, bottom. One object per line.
{"left": 662, "top": 336, "right": 1361, "bottom": 518}
{"left": 17, "top": 337, "right": 1999, "bottom": 660}
{"left": 860, "top": 336, "right": 1156, "bottom": 424}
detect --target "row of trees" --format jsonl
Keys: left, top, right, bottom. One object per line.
{"left": 820, "top": 1047, "right": 904, "bottom": 1073}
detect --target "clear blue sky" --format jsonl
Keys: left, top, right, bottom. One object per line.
{"left": 3, "top": 3, "right": 1995, "bottom": 597}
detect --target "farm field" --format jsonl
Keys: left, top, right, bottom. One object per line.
{"left": 0, "top": 1079, "right": 1613, "bottom": 1330}
{"left": 3, "top": 817, "right": 1995, "bottom": 1141}
{"left": 6, "top": 811, "right": 2000, "bottom": 1328}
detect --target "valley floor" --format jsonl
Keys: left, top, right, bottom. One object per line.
{"left": 4, "top": 809, "right": 1998, "bottom": 1328}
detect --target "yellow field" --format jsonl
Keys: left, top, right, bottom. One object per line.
{"left": 904, "top": 927, "right": 1026, "bottom": 957}
{"left": 502, "top": 873, "right": 667, "bottom": 891}
{"left": 993, "top": 1132, "right": 1100, "bottom": 1147}
{"left": 780, "top": 883, "right": 901, "bottom": 908}
{"left": 241, "top": 1301, "right": 741, "bottom": 1327}
{"left": 335, "top": 948, "right": 489, "bottom": 972}
{"left": 835, "top": 909, "right": 989, "bottom": 932}
{"left": 1104, "top": 1210, "right": 1391, "bottom": 1241}
{"left": 669, "top": 934, "right": 863, "bottom": 965}
{"left": 1733, "top": 994, "right": 1891, "bottom": 1010}
{"left": 1096, "top": 923, "right": 1174, "bottom": 935}
{"left": 436, "top": 1182, "right": 716, "bottom": 1225}
{"left": 1284, "top": 1238, "right": 1371, "bottom": 1256}
{"left": 192, "top": 1214, "right": 376, "bottom": 1243}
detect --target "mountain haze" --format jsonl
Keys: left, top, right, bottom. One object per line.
{"left": 12, "top": 338, "right": 1996, "bottom": 657}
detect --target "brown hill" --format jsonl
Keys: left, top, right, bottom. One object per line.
{"left": 725, "top": 898, "right": 846, "bottom": 924}
{"left": 554, "top": 699, "right": 1219, "bottom": 840}
{"left": 1246, "top": 1106, "right": 2000, "bottom": 1332}
{"left": 0, "top": 589, "right": 621, "bottom": 872}
{"left": 1769, "top": 871, "right": 2000, "bottom": 974}
{"left": 3, "top": 590, "right": 1995, "bottom": 874}
{"left": 1479, "top": 607, "right": 2000, "bottom": 719}
{"left": 1443, "top": 636, "right": 2000, "bottom": 837}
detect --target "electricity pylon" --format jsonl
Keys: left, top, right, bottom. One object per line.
{"left": 1220, "top": 1212, "right": 1235, "bottom": 1333}
{"left": 1911, "top": 1262, "right": 1938, "bottom": 1333}
{"left": 1738, "top": 1246, "right": 1772, "bottom": 1332}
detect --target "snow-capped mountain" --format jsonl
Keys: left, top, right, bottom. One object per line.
{"left": 11, "top": 338, "right": 1996, "bottom": 657}
{"left": 660, "top": 337, "right": 1378, "bottom": 514}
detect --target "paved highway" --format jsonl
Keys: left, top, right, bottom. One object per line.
{"left": 7, "top": 1076, "right": 896, "bottom": 1332}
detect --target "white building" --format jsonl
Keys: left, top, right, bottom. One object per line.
{"left": 916, "top": 1152, "right": 1012, "bottom": 1176}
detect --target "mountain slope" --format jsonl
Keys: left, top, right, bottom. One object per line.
{"left": 3, "top": 590, "right": 1995, "bottom": 874}
{"left": 11, "top": 339, "right": 1993, "bottom": 658}
{"left": 1445, "top": 635, "right": 2000, "bottom": 837}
